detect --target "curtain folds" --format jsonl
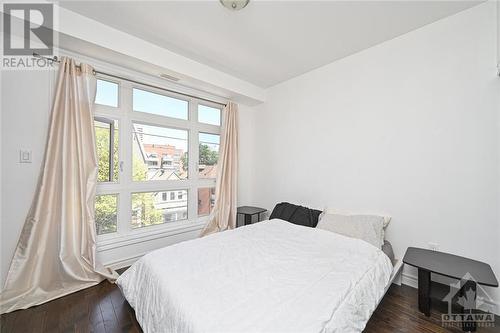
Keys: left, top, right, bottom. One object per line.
{"left": 200, "top": 102, "right": 239, "bottom": 236}
{"left": 0, "top": 57, "right": 117, "bottom": 314}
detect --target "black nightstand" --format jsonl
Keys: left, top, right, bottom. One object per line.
{"left": 403, "top": 247, "right": 498, "bottom": 332}
{"left": 237, "top": 206, "right": 267, "bottom": 227}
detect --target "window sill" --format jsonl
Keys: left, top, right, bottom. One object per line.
{"left": 97, "top": 220, "right": 206, "bottom": 252}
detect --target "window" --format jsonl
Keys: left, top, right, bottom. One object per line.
{"left": 198, "top": 187, "right": 215, "bottom": 216}
{"left": 94, "top": 74, "right": 222, "bottom": 238}
{"left": 95, "top": 194, "right": 118, "bottom": 234}
{"left": 198, "top": 104, "right": 221, "bottom": 126}
{"left": 133, "top": 88, "right": 188, "bottom": 120}
{"left": 95, "top": 79, "right": 118, "bottom": 107}
{"left": 132, "top": 123, "right": 188, "bottom": 181}
{"left": 94, "top": 118, "right": 119, "bottom": 183}
{"left": 198, "top": 133, "right": 220, "bottom": 179}
{"left": 131, "top": 190, "right": 188, "bottom": 228}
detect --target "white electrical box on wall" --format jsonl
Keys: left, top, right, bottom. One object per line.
{"left": 19, "top": 150, "right": 32, "bottom": 163}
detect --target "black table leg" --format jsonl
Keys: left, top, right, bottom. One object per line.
{"left": 460, "top": 280, "right": 477, "bottom": 332}
{"left": 418, "top": 268, "right": 431, "bottom": 316}
{"left": 244, "top": 214, "right": 252, "bottom": 226}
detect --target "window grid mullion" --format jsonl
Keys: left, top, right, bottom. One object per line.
{"left": 118, "top": 81, "right": 134, "bottom": 235}
{"left": 188, "top": 99, "right": 199, "bottom": 221}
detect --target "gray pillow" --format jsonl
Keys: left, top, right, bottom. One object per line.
{"left": 316, "top": 213, "right": 385, "bottom": 249}
{"left": 382, "top": 240, "right": 396, "bottom": 265}
{"left": 321, "top": 208, "right": 391, "bottom": 241}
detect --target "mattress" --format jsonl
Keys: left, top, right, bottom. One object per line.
{"left": 117, "top": 219, "right": 393, "bottom": 333}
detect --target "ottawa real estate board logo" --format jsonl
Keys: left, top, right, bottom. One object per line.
{"left": 2, "top": 2, "right": 55, "bottom": 69}
{"left": 441, "top": 273, "right": 496, "bottom": 330}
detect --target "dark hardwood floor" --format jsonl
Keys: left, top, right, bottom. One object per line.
{"left": 1, "top": 279, "right": 498, "bottom": 333}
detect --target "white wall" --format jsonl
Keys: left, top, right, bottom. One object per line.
{"left": 0, "top": 62, "right": 258, "bottom": 286}
{"left": 237, "top": 104, "right": 257, "bottom": 206}
{"left": 1, "top": 69, "right": 54, "bottom": 287}
{"left": 251, "top": 2, "right": 500, "bottom": 310}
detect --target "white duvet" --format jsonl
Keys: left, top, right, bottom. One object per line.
{"left": 117, "top": 219, "right": 393, "bottom": 333}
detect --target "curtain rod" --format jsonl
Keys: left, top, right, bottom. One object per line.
{"left": 32, "top": 53, "right": 227, "bottom": 107}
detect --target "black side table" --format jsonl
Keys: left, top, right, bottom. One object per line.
{"left": 403, "top": 247, "right": 498, "bottom": 332}
{"left": 237, "top": 206, "right": 267, "bottom": 226}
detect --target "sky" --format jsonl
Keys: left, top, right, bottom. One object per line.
{"left": 133, "top": 123, "right": 188, "bottom": 151}
{"left": 130, "top": 125, "right": 220, "bottom": 153}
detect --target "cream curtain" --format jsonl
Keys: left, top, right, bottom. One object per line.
{"left": 201, "top": 102, "right": 239, "bottom": 236}
{"left": 0, "top": 57, "right": 117, "bottom": 314}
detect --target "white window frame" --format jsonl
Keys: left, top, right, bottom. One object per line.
{"left": 95, "top": 78, "right": 121, "bottom": 109}
{"left": 94, "top": 76, "right": 223, "bottom": 247}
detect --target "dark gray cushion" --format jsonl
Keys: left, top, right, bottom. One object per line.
{"left": 269, "top": 202, "right": 322, "bottom": 228}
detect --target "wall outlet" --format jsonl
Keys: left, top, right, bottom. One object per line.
{"left": 19, "top": 150, "right": 32, "bottom": 163}
{"left": 428, "top": 242, "right": 439, "bottom": 251}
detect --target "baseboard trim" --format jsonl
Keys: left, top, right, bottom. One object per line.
{"left": 402, "top": 272, "right": 418, "bottom": 289}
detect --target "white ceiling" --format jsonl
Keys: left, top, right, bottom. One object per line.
{"left": 59, "top": 1, "right": 481, "bottom": 88}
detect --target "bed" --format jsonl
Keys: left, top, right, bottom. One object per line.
{"left": 117, "top": 219, "right": 401, "bottom": 332}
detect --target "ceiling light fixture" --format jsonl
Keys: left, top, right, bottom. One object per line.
{"left": 220, "top": 0, "right": 249, "bottom": 11}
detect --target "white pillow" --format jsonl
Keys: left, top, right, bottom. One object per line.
{"left": 316, "top": 213, "right": 386, "bottom": 249}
